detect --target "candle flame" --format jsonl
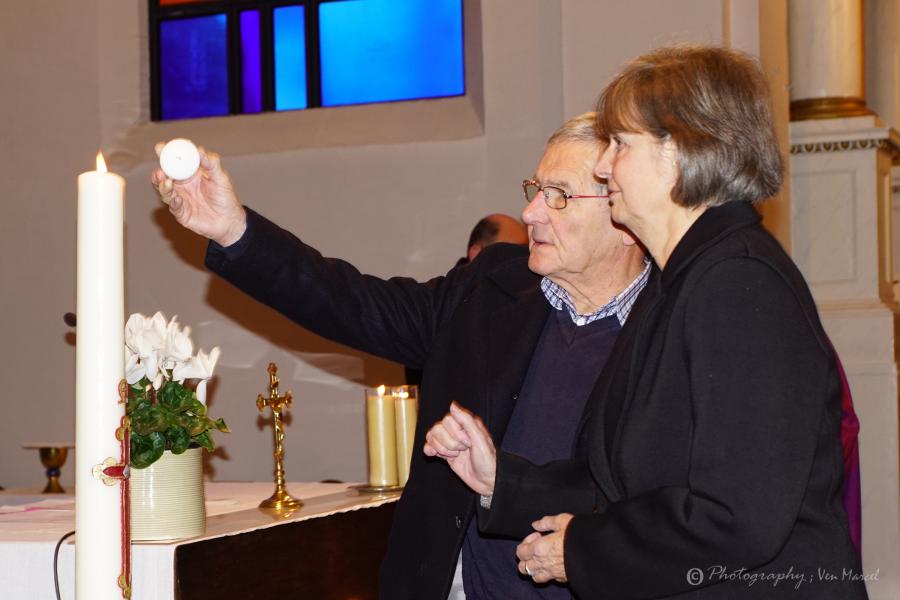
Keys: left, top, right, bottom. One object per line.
{"left": 377, "top": 384, "right": 386, "bottom": 396}
{"left": 96, "top": 152, "right": 108, "bottom": 173}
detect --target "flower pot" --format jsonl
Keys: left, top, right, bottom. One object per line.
{"left": 130, "top": 447, "right": 206, "bottom": 541}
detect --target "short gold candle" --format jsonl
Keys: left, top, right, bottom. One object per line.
{"left": 392, "top": 386, "right": 419, "bottom": 487}
{"left": 365, "top": 385, "right": 398, "bottom": 487}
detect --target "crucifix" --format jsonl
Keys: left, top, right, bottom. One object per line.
{"left": 257, "top": 362, "right": 302, "bottom": 509}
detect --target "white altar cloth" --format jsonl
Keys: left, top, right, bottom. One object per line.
{"left": 0, "top": 482, "right": 399, "bottom": 600}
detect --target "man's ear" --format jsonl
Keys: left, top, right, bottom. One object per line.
{"left": 467, "top": 244, "right": 483, "bottom": 262}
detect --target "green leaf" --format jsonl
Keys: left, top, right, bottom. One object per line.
{"left": 184, "top": 416, "right": 209, "bottom": 437}
{"left": 158, "top": 381, "right": 185, "bottom": 411}
{"left": 130, "top": 431, "right": 166, "bottom": 469}
{"left": 131, "top": 405, "right": 168, "bottom": 435}
{"left": 188, "top": 398, "right": 207, "bottom": 417}
{"left": 212, "top": 418, "right": 230, "bottom": 433}
{"left": 166, "top": 426, "right": 191, "bottom": 454}
{"left": 129, "top": 397, "right": 153, "bottom": 418}
{"left": 126, "top": 380, "right": 151, "bottom": 414}
{"left": 194, "top": 431, "right": 215, "bottom": 452}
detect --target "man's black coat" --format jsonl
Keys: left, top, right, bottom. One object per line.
{"left": 206, "top": 208, "right": 552, "bottom": 599}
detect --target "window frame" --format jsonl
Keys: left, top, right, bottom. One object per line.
{"left": 97, "top": 0, "right": 483, "bottom": 167}
{"left": 148, "top": 0, "right": 465, "bottom": 121}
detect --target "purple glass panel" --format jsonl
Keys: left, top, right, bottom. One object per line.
{"left": 240, "top": 11, "right": 262, "bottom": 114}
{"left": 160, "top": 14, "right": 229, "bottom": 120}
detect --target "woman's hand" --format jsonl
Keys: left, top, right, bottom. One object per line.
{"left": 516, "top": 513, "right": 574, "bottom": 583}
{"left": 150, "top": 144, "right": 247, "bottom": 247}
{"left": 423, "top": 402, "right": 496, "bottom": 496}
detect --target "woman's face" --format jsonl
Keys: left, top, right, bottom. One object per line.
{"left": 594, "top": 131, "right": 679, "bottom": 234}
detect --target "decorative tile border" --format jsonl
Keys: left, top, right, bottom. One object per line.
{"left": 791, "top": 138, "right": 899, "bottom": 156}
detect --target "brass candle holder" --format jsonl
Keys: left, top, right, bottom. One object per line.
{"left": 257, "top": 362, "right": 302, "bottom": 510}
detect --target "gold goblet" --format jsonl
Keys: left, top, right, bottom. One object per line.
{"left": 23, "top": 443, "right": 75, "bottom": 493}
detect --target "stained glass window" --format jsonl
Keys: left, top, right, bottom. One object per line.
{"left": 149, "top": 0, "right": 465, "bottom": 121}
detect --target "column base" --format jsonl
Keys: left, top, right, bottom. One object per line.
{"left": 791, "top": 96, "right": 873, "bottom": 121}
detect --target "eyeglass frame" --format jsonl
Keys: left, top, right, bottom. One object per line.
{"left": 521, "top": 179, "right": 608, "bottom": 210}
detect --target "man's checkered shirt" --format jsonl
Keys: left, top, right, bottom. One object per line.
{"left": 539, "top": 259, "right": 651, "bottom": 327}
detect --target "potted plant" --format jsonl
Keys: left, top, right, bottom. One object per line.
{"left": 124, "top": 312, "right": 228, "bottom": 541}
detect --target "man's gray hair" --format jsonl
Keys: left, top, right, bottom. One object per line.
{"left": 546, "top": 111, "right": 600, "bottom": 146}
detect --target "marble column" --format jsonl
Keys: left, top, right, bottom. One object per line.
{"left": 789, "top": 0, "right": 871, "bottom": 120}
{"left": 789, "top": 2, "right": 900, "bottom": 597}
{"left": 865, "top": 0, "right": 900, "bottom": 130}
{"left": 790, "top": 118, "right": 900, "bottom": 600}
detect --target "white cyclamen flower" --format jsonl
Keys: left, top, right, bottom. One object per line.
{"left": 162, "top": 316, "right": 194, "bottom": 370}
{"left": 124, "top": 311, "right": 174, "bottom": 387}
{"left": 173, "top": 347, "right": 221, "bottom": 405}
{"left": 125, "top": 346, "right": 144, "bottom": 385}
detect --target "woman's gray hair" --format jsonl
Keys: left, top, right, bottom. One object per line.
{"left": 596, "top": 44, "right": 783, "bottom": 207}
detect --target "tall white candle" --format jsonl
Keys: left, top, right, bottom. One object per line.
{"left": 75, "top": 153, "right": 127, "bottom": 599}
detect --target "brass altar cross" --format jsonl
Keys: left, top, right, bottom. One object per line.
{"left": 257, "top": 362, "right": 302, "bottom": 509}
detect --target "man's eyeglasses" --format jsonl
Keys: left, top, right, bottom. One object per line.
{"left": 522, "top": 179, "right": 608, "bottom": 210}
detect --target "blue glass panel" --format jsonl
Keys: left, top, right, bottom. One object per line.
{"left": 273, "top": 6, "right": 307, "bottom": 111}
{"left": 160, "top": 14, "right": 229, "bottom": 120}
{"left": 240, "top": 11, "right": 262, "bottom": 113}
{"left": 319, "top": 0, "right": 464, "bottom": 107}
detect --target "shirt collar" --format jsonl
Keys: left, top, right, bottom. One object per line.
{"left": 540, "top": 258, "right": 651, "bottom": 327}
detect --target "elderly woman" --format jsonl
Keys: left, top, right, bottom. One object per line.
{"left": 425, "top": 46, "right": 867, "bottom": 599}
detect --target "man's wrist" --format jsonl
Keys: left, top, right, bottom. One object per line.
{"left": 216, "top": 208, "right": 248, "bottom": 247}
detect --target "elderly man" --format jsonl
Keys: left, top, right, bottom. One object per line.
{"left": 152, "top": 112, "right": 648, "bottom": 599}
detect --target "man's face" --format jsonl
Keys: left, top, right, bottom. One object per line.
{"left": 522, "top": 141, "right": 628, "bottom": 294}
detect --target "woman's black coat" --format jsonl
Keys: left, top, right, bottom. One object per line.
{"left": 482, "top": 202, "right": 867, "bottom": 599}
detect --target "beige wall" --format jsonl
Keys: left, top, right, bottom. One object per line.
{"left": 562, "top": 0, "right": 724, "bottom": 119}
{"left": 1, "top": 0, "right": 730, "bottom": 489}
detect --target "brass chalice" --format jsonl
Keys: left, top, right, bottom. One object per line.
{"left": 23, "top": 443, "right": 75, "bottom": 493}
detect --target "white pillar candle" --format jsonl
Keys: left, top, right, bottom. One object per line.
{"left": 365, "top": 385, "right": 398, "bottom": 487}
{"left": 392, "top": 386, "right": 418, "bottom": 488}
{"left": 159, "top": 138, "right": 200, "bottom": 181}
{"left": 76, "top": 153, "right": 127, "bottom": 599}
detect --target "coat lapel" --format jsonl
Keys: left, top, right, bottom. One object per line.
{"left": 483, "top": 262, "right": 549, "bottom": 443}
{"left": 580, "top": 268, "right": 663, "bottom": 503}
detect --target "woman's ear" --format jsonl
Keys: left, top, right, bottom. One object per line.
{"left": 661, "top": 138, "right": 679, "bottom": 179}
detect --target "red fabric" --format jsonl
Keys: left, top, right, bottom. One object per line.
{"left": 835, "top": 354, "right": 862, "bottom": 558}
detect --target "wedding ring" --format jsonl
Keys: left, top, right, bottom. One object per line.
{"left": 525, "top": 563, "right": 533, "bottom": 576}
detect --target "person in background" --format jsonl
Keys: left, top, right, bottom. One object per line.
{"left": 463, "top": 213, "right": 529, "bottom": 265}
{"left": 426, "top": 45, "right": 867, "bottom": 599}
{"left": 408, "top": 213, "right": 528, "bottom": 384}
{"left": 151, "top": 112, "right": 648, "bottom": 600}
